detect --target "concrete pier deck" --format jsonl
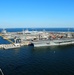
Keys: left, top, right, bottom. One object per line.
{"left": 0, "top": 41, "right": 29, "bottom": 49}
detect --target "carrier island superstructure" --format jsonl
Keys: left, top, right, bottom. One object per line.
{"left": 0, "top": 29, "right": 74, "bottom": 49}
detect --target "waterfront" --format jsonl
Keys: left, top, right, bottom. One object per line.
{"left": 1, "top": 28, "right": 74, "bottom": 49}
{"left": 0, "top": 28, "right": 74, "bottom": 75}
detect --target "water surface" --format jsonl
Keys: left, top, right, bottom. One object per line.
{"left": 0, "top": 45, "right": 74, "bottom": 75}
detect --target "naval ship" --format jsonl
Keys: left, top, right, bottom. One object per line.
{"left": 29, "top": 38, "right": 74, "bottom": 47}
{"left": 28, "top": 32, "right": 74, "bottom": 47}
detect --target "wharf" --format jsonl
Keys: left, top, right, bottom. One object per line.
{"left": 0, "top": 32, "right": 30, "bottom": 49}
{"left": 0, "top": 41, "right": 29, "bottom": 49}
{"left": 0, "top": 29, "right": 74, "bottom": 49}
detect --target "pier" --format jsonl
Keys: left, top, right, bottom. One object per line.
{"left": 0, "top": 42, "right": 29, "bottom": 49}
{"left": 0, "top": 32, "right": 29, "bottom": 49}
{"left": 0, "top": 29, "right": 74, "bottom": 49}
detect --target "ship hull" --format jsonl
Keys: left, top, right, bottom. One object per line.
{"left": 33, "top": 39, "right": 74, "bottom": 47}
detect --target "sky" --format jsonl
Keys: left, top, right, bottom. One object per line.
{"left": 0, "top": 0, "right": 74, "bottom": 28}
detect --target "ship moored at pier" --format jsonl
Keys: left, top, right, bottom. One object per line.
{"left": 32, "top": 38, "right": 74, "bottom": 47}
{"left": 0, "top": 29, "right": 74, "bottom": 49}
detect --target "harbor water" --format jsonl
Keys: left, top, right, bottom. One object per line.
{"left": 0, "top": 28, "right": 74, "bottom": 75}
